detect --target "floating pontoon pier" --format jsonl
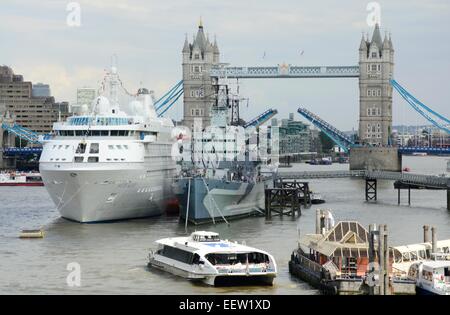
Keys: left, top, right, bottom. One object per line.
{"left": 289, "top": 210, "right": 416, "bottom": 295}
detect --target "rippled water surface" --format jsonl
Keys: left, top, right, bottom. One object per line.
{"left": 0, "top": 156, "right": 449, "bottom": 294}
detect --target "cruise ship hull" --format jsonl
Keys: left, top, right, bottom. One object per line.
{"left": 40, "top": 163, "right": 175, "bottom": 223}
{"left": 176, "top": 177, "right": 267, "bottom": 224}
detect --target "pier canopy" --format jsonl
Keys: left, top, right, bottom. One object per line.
{"left": 299, "top": 221, "right": 371, "bottom": 258}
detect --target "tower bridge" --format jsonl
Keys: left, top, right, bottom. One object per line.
{"left": 182, "top": 21, "right": 400, "bottom": 170}
{"left": 209, "top": 65, "right": 360, "bottom": 79}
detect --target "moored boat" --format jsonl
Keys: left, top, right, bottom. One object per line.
{"left": 147, "top": 231, "right": 277, "bottom": 286}
{"left": 0, "top": 172, "right": 43, "bottom": 186}
{"left": 408, "top": 256, "right": 450, "bottom": 295}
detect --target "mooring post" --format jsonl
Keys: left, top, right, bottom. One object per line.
{"left": 447, "top": 188, "right": 450, "bottom": 211}
{"left": 378, "top": 224, "right": 385, "bottom": 295}
{"left": 306, "top": 182, "right": 311, "bottom": 208}
{"left": 383, "top": 225, "right": 389, "bottom": 295}
{"left": 315, "top": 209, "right": 321, "bottom": 234}
{"left": 264, "top": 188, "right": 271, "bottom": 220}
{"left": 423, "top": 225, "right": 430, "bottom": 258}
{"left": 408, "top": 185, "right": 411, "bottom": 206}
{"left": 397, "top": 188, "right": 400, "bottom": 205}
{"left": 368, "top": 224, "right": 376, "bottom": 296}
{"left": 431, "top": 226, "right": 437, "bottom": 257}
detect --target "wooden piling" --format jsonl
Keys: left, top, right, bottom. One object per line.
{"left": 408, "top": 186, "right": 411, "bottom": 206}
{"left": 423, "top": 225, "right": 430, "bottom": 258}
{"left": 383, "top": 225, "right": 389, "bottom": 295}
{"left": 368, "top": 224, "right": 376, "bottom": 296}
{"left": 447, "top": 189, "right": 450, "bottom": 211}
{"left": 315, "top": 209, "right": 321, "bottom": 234}
{"left": 378, "top": 224, "right": 385, "bottom": 295}
{"left": 431, "top": 226, "right": 437, "bottom": 255}
{"left": 264, "top": 187, "right": 300, "bottom": 219}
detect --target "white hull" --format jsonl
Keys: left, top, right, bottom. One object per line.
{"left": 40, "top": 163, "right": 176, "bottom": 222}
{"left": 148, "top": 256, "right": 276, "bottom": 286}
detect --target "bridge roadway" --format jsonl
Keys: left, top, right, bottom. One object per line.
{"left": 274, "top": 170, "right": 450, "bottom": 189}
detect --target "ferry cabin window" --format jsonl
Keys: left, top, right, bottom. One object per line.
{"left": 192, "top": 253, "right": 201, "bottom": 264}
{"left": 161, "top": 245, "right": 194, "bottom": 264}
{"left": 75, "top": 130, "right": 84, "bottom": 136}
{"left": 193, "top": 234, "right": 220, "bottom": 242}
{"left": 76, "top": 143, "right": 86, "bottom": 154}
{"left": 111, "top": 130, "right": 119, "bottom": 136}
{"left": 205, "top": 253, "right": 268, "bottom": 266}
{"left": 89, "top": 143, "right": 99, "bottom": 154}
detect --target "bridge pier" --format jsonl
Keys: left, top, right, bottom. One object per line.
{"left": 350, "top": 147, "right": 402, "bottom": 172}
{"left": 365, "top": 178, "right": 377, "bottom": 202}
{"left": 397, "top": 186, "right": 411, "bottom": 206}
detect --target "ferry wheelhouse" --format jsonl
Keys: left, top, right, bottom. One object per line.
{"left": 148, "top": 231, "right": 277, "bottom": 286}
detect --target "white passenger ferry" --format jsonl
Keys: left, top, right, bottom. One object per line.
{"left": 39, "top": 65, "right": 177, "bottom": 222}
{"left": 408, "top": 256, "right": 450, "bottom": 295}
{"left": 391, "top": 240, "right": 450, "bottom": 274}
{"left": 148, "top": 231, "right": 277, "bottom": 286}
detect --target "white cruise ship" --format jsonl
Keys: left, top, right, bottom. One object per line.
{"left": 39, "top": 65, "right": 177, "bottom": 222}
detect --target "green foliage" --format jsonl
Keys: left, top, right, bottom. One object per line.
{"left": 319, "top": 131, "right": 335, "bottom": 152}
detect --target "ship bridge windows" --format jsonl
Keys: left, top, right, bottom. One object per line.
{"left": 89, "top": 143, "right": 99, "bottom": 154}
{"left": 87, "top": 156, "right": 99, "bottom": 163}
{"left": 75, "top": 143, "right": 87, "bottom": 154}
{"left": 74, "top": 156, "right": 84, "bottom": 163}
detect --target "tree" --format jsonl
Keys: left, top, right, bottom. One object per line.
{"left": 319, "top": 131, "right": 335, "bottom": 153}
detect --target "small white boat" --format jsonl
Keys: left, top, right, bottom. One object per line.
{"left": 148, "top": 231, "right": 277, "bottom": 286}
{"left": 408, "top": 257, "right": 450, "bottom": 295}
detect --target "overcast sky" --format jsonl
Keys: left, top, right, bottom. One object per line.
{"left": 1, "top": 0, "right": 449, "bottom": 130}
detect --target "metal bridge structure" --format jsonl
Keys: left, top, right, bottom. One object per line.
{"left": 209, "top": 65, "right": 360, "bottom": 79}
{"left": 154, "top": 80, "right": 184, "bottom": 117}
{"left": 297, "top": 107, "right": 356, "bottom": 153}
{"left": 244, "top": 108, "right": 278, "bottom": 129}
{"left": 292, "top": 80, "right": 450, "bottom": 155}
{"left": 275, "top": 170, "right": 449, "bottom": 189}
{"left": 1, "top": 121, "right": 40, "bottom": 145}
{"left": 391, "top": 79, "right": 450, "bottom": 135}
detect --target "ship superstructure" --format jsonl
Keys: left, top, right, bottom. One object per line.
{"left": 39, "top": 64, "right": 177, "bottom": 222}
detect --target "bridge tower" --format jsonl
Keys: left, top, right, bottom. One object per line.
{"left": 0, "top": 109, "right": 17, "bottom": 169}
{"left": 358, "top": 23, "right": 394, "bottom": 146}
{"left": 181, "top": 20, "right": 220, "bottom": 130}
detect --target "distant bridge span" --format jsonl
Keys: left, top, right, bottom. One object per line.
{"left": 210, "top": 65, "right": 360, "bottom": 79}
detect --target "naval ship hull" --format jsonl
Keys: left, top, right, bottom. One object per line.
{"left": 40, "top": 163, "right": 175, "bottom": 223}
{"left": 176, "top": 177, "right": 267, "bottom": 224}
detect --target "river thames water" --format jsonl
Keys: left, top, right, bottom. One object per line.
{"left": 0, "top": 156, "right": 449, "bottom": 294}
